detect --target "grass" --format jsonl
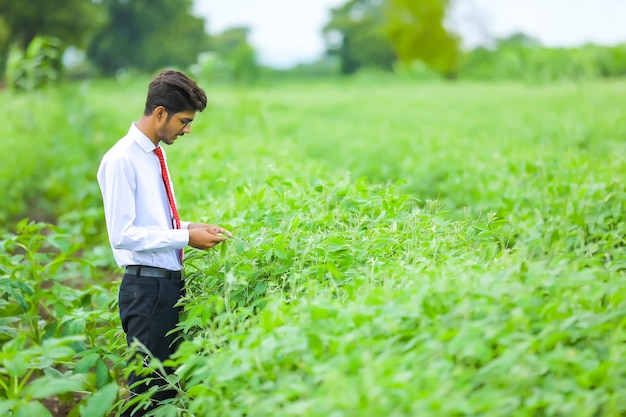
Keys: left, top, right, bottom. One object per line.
{"left": 1, "top": 76, "right": 625, "bottom": 416}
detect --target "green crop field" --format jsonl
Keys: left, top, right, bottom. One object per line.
{"left": 1, "top": 77, "right": 625, "bottom": 416}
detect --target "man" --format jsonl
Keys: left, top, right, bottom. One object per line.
{"left": 97, "top": 69, "right": 231, "bottom": 415}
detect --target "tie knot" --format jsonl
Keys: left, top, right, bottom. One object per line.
{"left": 154, "top": 147, "right": 164, "bottom": 159}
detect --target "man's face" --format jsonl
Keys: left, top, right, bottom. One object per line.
{"left": 157, "top": 108, "right": 195, "bottom": 145}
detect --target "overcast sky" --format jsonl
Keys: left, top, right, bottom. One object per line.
{"left": 193, "top": 0, "right": 626, "bottom": 68}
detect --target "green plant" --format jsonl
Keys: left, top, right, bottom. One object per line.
{"left": 0, "top": 220, "right": 124, "bottom": 416}
{"left": 1, "top": 77, "right": 626, "bottom": 416}
{"left": 5, "top": 36, "right": 63, "bottom": 91}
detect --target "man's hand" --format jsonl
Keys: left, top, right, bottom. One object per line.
{"left": 187, "top": 223, "right": 233, "bottom": 249}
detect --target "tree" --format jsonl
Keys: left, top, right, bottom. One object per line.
{"left": 0, "top": 16, "right": 9, "bottom": 76}
{"left": 87, "top": 0, "right": 210, "bottom": 76}
{"left": 323, "top": 0, "right": 396, "bottom": 75}
{"left": 0, "top": 0, "right": 103, "bottom": 77}
{"left": 210, "top": 27, "right": 259, "bottom": 83}
{"left": 0, "top": 0, "right": 103, "bottom": 48}
{"left": 382, "top": 0, "right": 460, "bottom": 78}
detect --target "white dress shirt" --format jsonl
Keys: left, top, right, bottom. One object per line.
{"left": 97, "top": 123, "right": 190, "bottom": 270}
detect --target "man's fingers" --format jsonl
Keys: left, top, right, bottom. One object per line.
{"left": 208, "top": 225, "right": 233, "bottom": 237}
{"left": 219, "top": 227, "right": 233, "bottom": 237}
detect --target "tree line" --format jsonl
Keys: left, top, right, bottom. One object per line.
{"left": 0, "top": 0, "right": 624, "bottom": 90}
{"left": 0, "top": 0, "right": 259, "bottom": 88}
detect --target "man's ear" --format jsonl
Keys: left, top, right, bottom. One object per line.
{"left": 154, "top": 106, "right": 167, "bottom": 122}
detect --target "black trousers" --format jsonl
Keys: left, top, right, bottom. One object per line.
{"left": 118, "top": 267, "right": 185, "bottom": 416}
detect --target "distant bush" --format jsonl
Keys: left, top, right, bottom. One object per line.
{"left": 460, "top": 37, "right": 626, "bottom": 82}
{"left": 6, "top": 36, "right": 63, "bottom": 91}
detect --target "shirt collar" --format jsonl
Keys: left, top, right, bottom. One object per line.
{"left": 128, "top": 123, "right": 158, "bottom": 154}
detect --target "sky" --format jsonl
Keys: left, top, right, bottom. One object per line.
{"left": 193, "top": 0, "right": 626, "bottom": 68}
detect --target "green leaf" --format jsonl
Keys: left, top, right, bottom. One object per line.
{"left": 74, "top": 352, "right": 100, "bottom": 374}
{"left": 0, "top": 399, "right": 17, "bottom": 415}
{"left": 324, "top": 261, "right": 343, "bottom": 279}
{"left": 274, "top": 248, "right": 288, "bottom": 259}
{"left": 3, "top": 355, "right": 28, "bottom": 378}
{"left": 79, "top": 382, "right": 119, "bottom": 417}
{"left": 252, "top": 282, "right": 267, "bottom": 298}
{"left": 14, "top": 400, "right": 53, "bottom": 417}
{"left": 95, "top": 358, "right": 110, "bottom": 389}
{"left": 24, "top": 374, "right": 85, "bottom": 399}
{"left": 220, "top": 239, "right": 228, "bottom": 257}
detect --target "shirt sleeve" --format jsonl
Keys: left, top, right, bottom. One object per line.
{"left": 97, "top": 154, "right": 190, "bottom": 252}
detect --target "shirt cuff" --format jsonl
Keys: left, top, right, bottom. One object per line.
{"left": 173, "top": 229, "right": 190, "bottom": 247}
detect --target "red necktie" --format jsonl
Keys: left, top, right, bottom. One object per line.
{"left": 154, "top": 147, "right": 183, "bottom": 262}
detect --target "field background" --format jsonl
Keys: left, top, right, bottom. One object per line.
{"left": 1, "top": 77, "right": 626, "bottom": 416}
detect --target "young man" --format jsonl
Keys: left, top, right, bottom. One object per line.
{"left": 97, "top": 69, "right": 231, "bottom": 415}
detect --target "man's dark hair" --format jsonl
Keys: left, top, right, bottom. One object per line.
{"left": 144, "top": 69, "right": 207, "bottom": 116}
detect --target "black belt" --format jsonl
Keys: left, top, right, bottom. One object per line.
{"left": 125, "top": 265, "right": 183, "bottom": 281}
